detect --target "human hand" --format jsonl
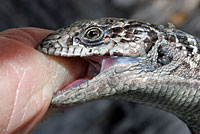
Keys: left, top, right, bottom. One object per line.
{"left": 0, "top": 28, "right": 87, "bottom": 134}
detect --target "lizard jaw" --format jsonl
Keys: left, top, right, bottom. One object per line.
{"left": 54, "top": 56, "right": 116, "bottom": 96}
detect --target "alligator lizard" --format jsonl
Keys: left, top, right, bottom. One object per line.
{"left": 37, "top": 18, "right": 200, "bottom": 134}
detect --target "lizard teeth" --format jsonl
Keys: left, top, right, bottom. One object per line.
{"left": 84, "top": 56, "right": 115, "bottom": 73}
{"left": 101, "top": 58, "right": 115, "bottom": 72}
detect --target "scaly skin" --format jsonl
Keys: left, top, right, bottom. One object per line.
{"left": 37, "top": 18, "right": 200, "bottom": 134}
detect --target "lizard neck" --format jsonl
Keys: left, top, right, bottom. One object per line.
{"left": 108, "top": 70, "right": 200, "bottom": 134}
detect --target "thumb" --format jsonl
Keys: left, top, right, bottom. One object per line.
{"left": 0, "top": 28, "right": 87, "bottom": 134}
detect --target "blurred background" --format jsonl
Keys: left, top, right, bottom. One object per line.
{"left": 1, "top": 0, "right": 200, "bottom": 134}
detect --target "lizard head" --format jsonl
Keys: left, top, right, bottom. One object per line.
{"left": 37, "top": 18, "right": 176, "bottom": 106}
{"left": 37, "top": 18, "right": 158, "bottom": 57}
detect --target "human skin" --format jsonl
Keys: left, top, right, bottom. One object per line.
{"left": 0, "top": 28, "right": 88, "bottom": 134}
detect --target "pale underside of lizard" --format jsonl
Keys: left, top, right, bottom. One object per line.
{"left": 37, "top": 18, "right": 200, "bottom": 134}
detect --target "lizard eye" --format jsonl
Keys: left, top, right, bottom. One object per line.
{"left": 85, "top": 28, "right": 101, "bottom": 39}
{"left": 82, "top": 27, "right": 104, "bottom": 44}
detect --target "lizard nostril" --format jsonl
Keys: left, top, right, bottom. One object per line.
{"left": 49, "top": 42, "right": 54, "bottom": 48}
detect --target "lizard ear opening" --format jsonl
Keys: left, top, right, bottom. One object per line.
{"left": 157, "top": 45, "right": 173, "bottom": 66}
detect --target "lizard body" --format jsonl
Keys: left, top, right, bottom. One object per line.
{"left": 37, "top": 18, "right": 200, "bottom": 134}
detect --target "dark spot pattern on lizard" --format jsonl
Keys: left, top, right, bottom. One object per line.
{"left": 37, "top": 18, "right": 200, "bottom": 134}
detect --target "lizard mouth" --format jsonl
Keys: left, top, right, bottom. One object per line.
{"left": 54, "top": 56, "right": 116, "bottom": 96}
